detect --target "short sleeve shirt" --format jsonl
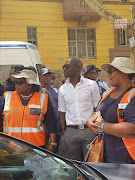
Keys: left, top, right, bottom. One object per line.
{"left": 98, "top": 94, "right": 135, "bottom": 163}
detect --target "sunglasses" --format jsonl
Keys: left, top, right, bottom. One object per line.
{"left": 62, "top": 64, "right": 70, "bottom": 70}
{"left": 108, "top": 69, "right": 117, "bottom": 75}
{"left": 13, "top": 79, "right": 26, "bottom": 85}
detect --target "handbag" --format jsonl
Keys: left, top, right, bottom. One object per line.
{"left": 85, "top": 134, "right": 104, "bottom": 163}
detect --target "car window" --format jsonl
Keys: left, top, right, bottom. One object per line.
{"left": 0, "top": 134, "right": 84, "bottom": 180}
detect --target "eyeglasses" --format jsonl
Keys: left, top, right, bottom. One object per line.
{"left": 62, "top": 64, "right": 70, "bottom": 70}
{"left": 108, "top": 69, "right": 117, "bottom": 75}
{"left": 13, "top": 79, "right": 26, "bottom": 85}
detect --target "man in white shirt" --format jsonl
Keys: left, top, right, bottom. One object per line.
{"left": 58, "top": 57, "right": 101, "bottom": 161}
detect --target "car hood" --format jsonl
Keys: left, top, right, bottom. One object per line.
{"left": 84, "top": 162, "right": 135, "bottom": 180}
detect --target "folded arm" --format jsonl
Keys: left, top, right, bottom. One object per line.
{"left": 87, "top": 114, "right": 135, "bottom": 138}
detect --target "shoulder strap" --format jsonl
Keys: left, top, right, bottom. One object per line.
{"left": 97, "top": 87, "right": 115, "bottom": 109}
{"left": 117, "top": 86, "right": 134, "bottom": 104}
{"left": 97, "top": 86, "right": 134, "bottom": 110}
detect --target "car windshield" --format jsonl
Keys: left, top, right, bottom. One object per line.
{"left": 0, "top": 133, "right": 79, "bottom": 180}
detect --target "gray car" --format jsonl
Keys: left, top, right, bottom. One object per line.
{"left": 0, "top": 132, "right": 134, "bottom": 180}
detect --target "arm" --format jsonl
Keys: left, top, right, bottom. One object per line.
{"left": 48, "top": 133, "right": 56, "bottom": 152}
{"left": 103, "top": 122, "right": 135, "bottom": 138}
{"left": 0, "top": 83, "right": 4, "bottom": 96}
{"left": 59, "top": 112, "right": 66, "bottom": 135}
{"left": 44, "top": 97, "right": 56, "bottom": 152}
{"left": 103, "top": 96, "right": 135, "bottom": 138}
{"left": 87, "top": 115, "right": 135, "bottom": 138}
{"left": 58, "top": 87, "right": 66, "bottom": 135}
{"left": 0, "top": 96, "right": 4, "bottom": 132}
{"left": 87, "top": 96, "right": 135, "bottom": 138}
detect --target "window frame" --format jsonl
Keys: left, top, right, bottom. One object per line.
{"left": 68, "top": 28, "right": 96, "bottom": 60}
{"left": 118, "top": 29, "right": 129, "bottom": 46}
{"left": 27, "top": 26, "right": 37, "bottom": 47}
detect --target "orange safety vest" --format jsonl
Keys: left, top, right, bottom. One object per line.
{"left": 3, "top": 91, "right": 48, "bottom": 147}
{"left": 98, "top": 87, "right": 135, "bottom": 160}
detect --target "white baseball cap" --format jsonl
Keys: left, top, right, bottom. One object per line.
{"left": 101, "top": 57, "right": 135, "bottom": 74}
{"left": 11, "top": 69, "right": 40, "bottom": 85}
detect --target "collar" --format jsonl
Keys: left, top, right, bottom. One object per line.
{"left": 65, "top": 76, "right": 84, "bottom": 85}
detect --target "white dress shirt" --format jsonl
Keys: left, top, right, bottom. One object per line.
{"left": 58, "top": 76, "right": 101, "bottom": 126}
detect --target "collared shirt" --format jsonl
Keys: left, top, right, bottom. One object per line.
{"left": 96, "top": 79, "right": 109, "bottom": 97}
{"left": 58, "top": 76, "right": 100, "bottom": 126}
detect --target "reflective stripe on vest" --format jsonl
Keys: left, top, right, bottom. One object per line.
{"left": 4, "top": 91, "right": 12, "bottom": 129}
{"left": 4, "top": 126, "right": 44, "bottom": 133}
{"left": 98, "top": 87, "right": 135, "bottom": 160}
{"left": 37, "top": 93, "right": 45, "bottom": 130}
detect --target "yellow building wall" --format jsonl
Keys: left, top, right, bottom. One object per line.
{"left": 0, "top": 0, "right": 133, "bottom": 69}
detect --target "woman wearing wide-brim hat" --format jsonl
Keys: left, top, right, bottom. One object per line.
{"left": 3, "top": 68, "right": 56, "bottom": 153}
{"left": 87, "top": 57, "right": 135, "bottom": 163}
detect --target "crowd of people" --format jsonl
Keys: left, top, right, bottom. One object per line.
{"left": 0, "top": 56, "right": 135, "bottom": 164}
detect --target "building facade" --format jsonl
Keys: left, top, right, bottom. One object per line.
{"left": 0, "top": 0, "right": 133, "bottom": 72}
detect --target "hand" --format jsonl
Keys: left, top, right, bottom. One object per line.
{"left": 86, "top": 115, "right": 99, "bottom": 134}
{"left": 47, "top": 144, "right": 56, "bottom": 153}
{"left": 61, "top": 129, "right": 66, "bottom": 136}
{"left": 86, "top": 113, "right": 104, "bottom": 134}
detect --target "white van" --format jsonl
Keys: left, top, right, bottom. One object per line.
{"left": 0, "top": 41, "right": 44, "bottom": 88}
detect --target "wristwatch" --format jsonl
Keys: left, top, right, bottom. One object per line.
{"left": 50, "top": 142, "right": 57, "bottom": 146}
{"left": 99, "top": 123, "right": 105, "bottom": 134}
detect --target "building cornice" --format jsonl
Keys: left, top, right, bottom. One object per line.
{"left": 18, "top": 0, "right": 63, "bottom": 2}
{"left": 103, "top": 1, "right": 134, "bottom": 5}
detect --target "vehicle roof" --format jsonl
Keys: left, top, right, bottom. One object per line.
{"left": 0, "top": 41, "right": 31, "bottom": 45}
{"left": 0, "top": 41, "right": 36, "bottom": 48}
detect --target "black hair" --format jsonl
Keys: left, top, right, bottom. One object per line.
{"left": 32, "top": 84, "right": 40, "bottom": 92}
{"left": 128, "top": 74, "right": 134, "bottom": 80}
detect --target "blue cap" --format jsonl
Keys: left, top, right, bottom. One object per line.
{"left": 82, "top": 65, "right": 101, "bottom": 75}
{"left": 40, "top": 68, "right": 52, "bottom": 75}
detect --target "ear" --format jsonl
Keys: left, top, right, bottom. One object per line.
{"left": 76, "top": 65, "right": 80, "bottom": 71}
{"left": 121, "top": 72, "right": 127, "bottom": 79}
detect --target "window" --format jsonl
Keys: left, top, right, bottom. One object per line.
{"left": 27, "top": 27, "right": 37, "bottom": 46}
{"left": 118, "top": 29, "right": 129, "bottom": 46}
{"left": 68, "top": 29, "right": 95, "bottom": 59}
{"left": 79, "top": 0, "right": 88, "bottom": 8}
